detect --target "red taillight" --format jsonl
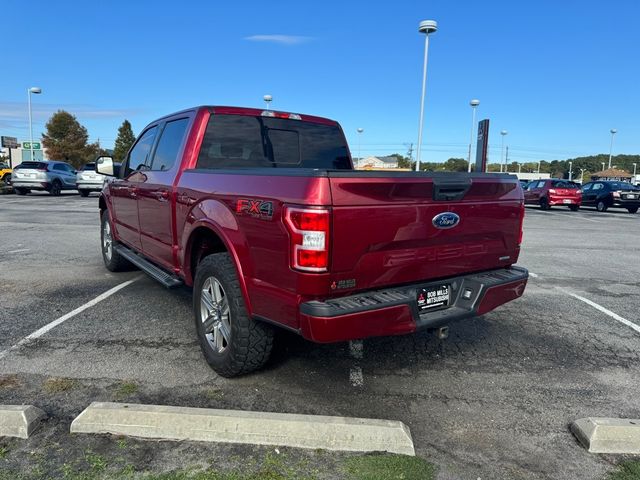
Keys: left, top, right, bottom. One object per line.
{"left": 518, "top": 202, "right": 525, "bottom": 246}
{"left": 284, "top": 207, "right": 330, "bottom": 272}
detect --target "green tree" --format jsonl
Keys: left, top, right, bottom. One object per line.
{"left": 41, "top": 110, "right": 94, "bottom": 168}
{"left": 113, "top": 120, "right": 136, "bottom": 162}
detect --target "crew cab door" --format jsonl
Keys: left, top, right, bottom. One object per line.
{"left": 137, "top": 117, "right": 191, "bottom": 270}
{"left": 110, "top": 126, "right": 158, "bottom": 250}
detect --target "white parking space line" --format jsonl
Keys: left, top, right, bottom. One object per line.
{"left": 557, "top": 287, "right": 640, "bottom": 335}
{"left": 529, "top": 272, "right": 539, "bottom": 278}
{"left": 349, "top": 340, "right": 363, "bottom": 359}
{"left": 349, "top": 340, "right": 364, "bottom": 387}
{"left": 349, "top": 366, "right": 364, "bottom": 387}
{"left": 7, "top": 248, "right": 29, "bottom": 254}
{"left": 0, "top": 277, "right": 141, "bottom": 360}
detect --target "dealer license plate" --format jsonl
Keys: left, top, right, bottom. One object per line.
{"left": 563, "top": 199, "right": 571, "bottom": 204}
{"left": 417, "top": 284, "right": 450, "bottom": 312}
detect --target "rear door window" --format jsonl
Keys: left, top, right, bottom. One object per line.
{"left": 149, "top": 118, "right": 189, "bottom": 172}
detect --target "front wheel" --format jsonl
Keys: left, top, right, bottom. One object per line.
{"left": 193, "top": 253, "right": 274, "bottom": 377}
{"left": 79, "top": 190, "right": 90, "bottom": 197}
{"left": 15, "top": 188, "right": 28, "bottom": 196}
{"left": 568, "top": 205, "right": 579, "bottom": 211}
{"left": 100, "top": 211, "right": 132, "bottom": 272}
{"left": 628, "top": 207, "right": 638, "bottom": 214}
{"left": 596, "top": 200, "right": 608, "bottom": 212}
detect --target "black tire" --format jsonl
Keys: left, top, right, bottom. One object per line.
{"left": 1, "top": 175, "right": 9, "bottom": 185}
{"left": 79, "top": 190, "right": 90, "bottom": 197}
{"left": 539, "top": 197, "right": 550, "bottom": 210}
{"left": 100, "top": 211, "right": 132, "bottom": 272}
{"left": 193, "top": 253, "right": 274, "bottom": 377}
{"left": 568, "top": 205, "right": 579, "bottom": 211}
{"left": 596, "top": 200, "right": 608, "bottom": 212}
{"left": 15, "top": 188, "right": 28, "bottom": 196}
{"left": 49, "top": 180, "right": 62, "bottom": 196}
{"left": 627, "top": 207, "right": 638, "bottom": 214}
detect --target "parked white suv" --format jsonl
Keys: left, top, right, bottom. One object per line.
{"left": 76, "top": 162, "right": 107, "bottom": 197}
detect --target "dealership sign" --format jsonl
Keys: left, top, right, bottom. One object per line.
{"left": 1, "top": 136, "right": 18, "bottom": 148}
{"left": 22, "top": 142, "right": 41, "bottom": 150}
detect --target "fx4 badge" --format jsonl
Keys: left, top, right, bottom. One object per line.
{"left": 236, "top": 198, "right": 274, "bottom": 220}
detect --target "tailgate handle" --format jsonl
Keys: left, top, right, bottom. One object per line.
{"left": 432, "top": 178, "right": 472, "bottom": 201}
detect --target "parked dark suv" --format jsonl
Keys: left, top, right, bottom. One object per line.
{"left": 580, "top": 181, "right": 640, "bottom": 213}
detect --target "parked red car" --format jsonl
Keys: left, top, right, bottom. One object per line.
{"left": 524, "top": 179, "right": 582, "bottom": 211}
{"left": 96, "top": 106, "right": 528, "bottom": 376}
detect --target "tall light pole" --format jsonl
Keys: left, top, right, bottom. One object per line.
{"left": 414, "top": 19, "right": 437, "bottom": 172}
{"left": 467, "top": 99, "right": 479, "bottom": 172}
{"left": 518, "top": 163, "right": 522, "bottom": 174}
{"left": 500, "top": 130, "right": 508, "bottom": 172}
{"left": 633, "top": 162, "right": 637, "bottom": 176}
{"left": 579, "top": 168, "right": 585, "bottom": 183}
{"left": 263, "top": 94, "right": 272, "bottom": 110}
{"left": 568, "top": 161, "right": 573, "bottom": 181}
{"left": 27, "top": 87, "right": 42, "bottom": 161}
{"left": 601, "top": 162, "right": 605, "bottom": 172}
{"left": 537, "top": 160, "right": 541, "bottom": 174}
{"left": 608, "top": 128, "right": 617, "bottom": 169}
{"left": 356, "top": 128, "right": 364, "bottom": 164}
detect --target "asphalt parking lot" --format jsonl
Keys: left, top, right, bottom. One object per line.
{"left": 1, "top": 192, "right": 639, "bottom": 479}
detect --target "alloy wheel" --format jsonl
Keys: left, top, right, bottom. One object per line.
{"left": 200, "top": 277, "right": 231, "bottom": 354}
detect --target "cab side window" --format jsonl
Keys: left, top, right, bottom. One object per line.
{"left": 593, "top": 183, "right": 604, "bottom": 191}
{"left": 125, "top": 127, "right": 158, "bottom": 176}
{"left": 149, "top": 118, "right": 189, "bottom": 172}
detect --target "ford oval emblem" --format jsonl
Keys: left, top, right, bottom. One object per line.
{"left": 432, "top": 212, "right": 460, "bottom": 229}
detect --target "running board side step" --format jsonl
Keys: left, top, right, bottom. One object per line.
{"left": 114, "top": 245, "right": 183, "bottom": 289}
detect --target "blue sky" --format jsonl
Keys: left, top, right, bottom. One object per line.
{"left": 1, "top": 0, "right": 639, "bottom": 164}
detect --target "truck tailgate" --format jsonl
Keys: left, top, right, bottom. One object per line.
{"left": 328, "top": 172, "right": 523, "bottom": 291}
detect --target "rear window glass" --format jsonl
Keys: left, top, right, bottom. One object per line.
{"left": 196, "top": 114, "right": 350, "bottom": 170}
{"left": 15, "top": 162, "right": 47, "bottom": 170}
{"left": 608, "top": 181, "right": 639, "bottom": 190}
{"left": 551, "top": 181, "right": 579, "bottom": 189}
{"left": 82, "top": 163, "right": 96, "bottom": 171}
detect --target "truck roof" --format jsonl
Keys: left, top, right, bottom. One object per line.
{"left": 153, "top": 106, "right": 338, "bottom": 127}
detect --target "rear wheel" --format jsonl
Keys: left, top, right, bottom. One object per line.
{"left": 1, "top": 175, "right": 9, "bottom": 185}
{"left": 79, "top": 190, "right": 90, "bottom": 197}
{"left": 539, "top": 197, "right": 550, "bottom": 210}
{"left": 568, "top": 205, "right": 579, "bottom": 211}
{"left": 49, "top": 180, "right": 62, "bottom": 196}
{"left": 15, "top": 188, "right": 28, "bottom": 196}
{"left": 596, "top": 200, "right": 608, "bottom": 212}
{"left": 627, "top": 207, "right": 638, "bottom": 214}
{"left": 100, "top": 211, "right": 132, "bottom": 272}
{"left": 193, "top": 253, "right": 274, "bottom": 377}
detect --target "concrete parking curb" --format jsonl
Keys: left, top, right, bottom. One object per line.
{"left": 0, "top": 405, "right": 46, "bottom": 439}
{"left": 571, "top": 417, "right": 640, "bottom": 454}
{"left": 70, "top": 402, "right": 415, "bottom": 455}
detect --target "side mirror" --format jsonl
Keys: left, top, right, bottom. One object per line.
{"left": 96, "top": 156, "right": 115, "bottom": 176}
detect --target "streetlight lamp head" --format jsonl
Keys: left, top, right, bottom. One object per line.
{"left": 418, "top": 20, "right": 438, "bottom": 34}
{"left": 357, "top": 128, "right": 364, "bottom": 133}
{"left": 610, "top": 128, "right": 617, "bottom": 134}
{"left": 29, "top": 87, "right": 42, "bottom": 94}
{"left": 470, "top": 99, "right": 480, "bottom": 107}
{"left": 501, "top": 130, "right": 508, "bottom": 136}
{"left": 263, "top": 94, "right": 272, "bottom": 103}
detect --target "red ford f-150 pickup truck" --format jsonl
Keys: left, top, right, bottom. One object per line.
{"left": 97, "top": 106, "right": 528, "bottom": 377}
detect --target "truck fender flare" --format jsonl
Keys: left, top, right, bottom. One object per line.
{"left": 181, "top": 207, "right": 253, "bottom": 315}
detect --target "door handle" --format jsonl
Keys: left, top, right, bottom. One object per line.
{"left": 156, "top": 190, "right": 170, "bottom": 202}
{"left": 129, "top": 187, "right": 138, "bottom": 199}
